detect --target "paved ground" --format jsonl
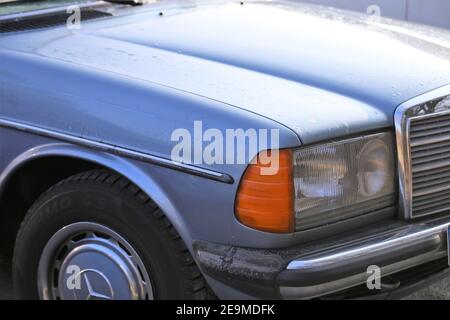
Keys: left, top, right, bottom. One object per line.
{"left": 406, "top": 278, "right": 450, "bottom": 300}
{"left": 0, "top": 253, "right": 448, "bottom": 299}
{"left": 0, "top": 256, "right": 12, "bottom": 300}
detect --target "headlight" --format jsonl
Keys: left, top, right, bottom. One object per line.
{"left": 293, "top": 132, "right": 396, "bottom": 231}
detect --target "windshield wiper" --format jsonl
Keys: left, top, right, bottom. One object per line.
{"left": 0, "top": 0, "right": 30, "bottom": 5}
{"left": 103, "top": 0, "right": 143, "bottom": 5}
{"left": 0, "top": 0, "right": 144, "bottom": 6}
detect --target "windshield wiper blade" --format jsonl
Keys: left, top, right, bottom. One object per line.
{"left": 0, "top": 0, "right": 144, "bottom": 6}
{"left": 0, "top": 0, "right": 32, "bottom": 5}
{"left": 102, "top": 0, "right": 143, "bottom": 5}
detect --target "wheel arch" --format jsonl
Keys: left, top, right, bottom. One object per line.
{"left": 0, "top": 143, "right": 191, "bottom": 257}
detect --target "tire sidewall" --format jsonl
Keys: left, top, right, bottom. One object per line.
{"left": 13, "top": 183, "right": 186, "bottom": 299}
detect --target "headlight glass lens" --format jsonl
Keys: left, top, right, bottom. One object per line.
{"left": 293, "top": 132, "right": 396, "bottom": 230}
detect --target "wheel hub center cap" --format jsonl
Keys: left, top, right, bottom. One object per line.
{"left": 72, "top": 269, "right": 114, "bottom": 300}
{"left": 59, "top": 242, "right": 141, "bottom": 300}
{"left": 38, "top": 222, "right": 153, "bottom": 300}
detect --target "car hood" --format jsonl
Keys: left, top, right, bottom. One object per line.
{"left": 2, "top": 0, "right": 450, "bottom": 143}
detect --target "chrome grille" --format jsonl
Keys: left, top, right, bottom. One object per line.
{"left": 395, "top": 89, "right": 450, "bottom": 219}
{"left": 411, "top": 113, "right": 450, "bottom": 216}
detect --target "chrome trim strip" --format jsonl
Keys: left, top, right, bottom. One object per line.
{"left": 0, "top": 118, "right": 234, "bottom": 184}
{"left": 281, "top": 220, "right": 450, "bottom": 299}
{"left": 394, "top": 84, "right": 450, "bottom": 219}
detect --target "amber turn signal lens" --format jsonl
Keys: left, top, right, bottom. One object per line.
{"left": 235, "top": 150, "right": 294, "bottom": 233}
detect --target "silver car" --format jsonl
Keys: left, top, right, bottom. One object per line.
{"left": 1, "top": 0, "right": 450, "bottom": 300}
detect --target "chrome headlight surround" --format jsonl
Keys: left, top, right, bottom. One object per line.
{"left": 293, "top": 132, "right": 396, "bottom": 231}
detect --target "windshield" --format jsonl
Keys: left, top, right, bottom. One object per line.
{"left": 0, "top": 0, "right": 108, "bottom": 16}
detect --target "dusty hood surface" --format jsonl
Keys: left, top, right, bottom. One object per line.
{"left": 2, "top": 0, "right": 450, "bottom": 143}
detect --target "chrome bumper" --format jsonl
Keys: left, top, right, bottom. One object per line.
{"left": 194, "top": 218, "right": 450, "bottom": 300}
{"left": 278, "top": 222, "right": 449, "bottom": 299}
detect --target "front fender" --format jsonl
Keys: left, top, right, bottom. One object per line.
{"left": 0, "top": 142, "right": 194, "bottom": 250}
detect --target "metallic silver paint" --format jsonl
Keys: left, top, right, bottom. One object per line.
{"left": 0, "top": 118, "right": 233, "bottom": 183}
{"left": 1, "top": 0, "right": 450, "bottom": 299}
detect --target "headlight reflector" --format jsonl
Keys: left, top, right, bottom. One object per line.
{"left": 293, "top": 132, "right": 396, "bottom": 230}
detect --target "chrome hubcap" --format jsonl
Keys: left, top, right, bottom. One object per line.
{"left": 38, "top": 222, "right": 153, "bottom": 300}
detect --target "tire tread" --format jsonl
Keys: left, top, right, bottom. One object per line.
{"left": 14, "top": 169, "right": 215, "bottom": 300}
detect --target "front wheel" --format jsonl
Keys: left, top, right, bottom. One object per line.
{"left": 13, "top": 170, "right": 210, "bottom": 300}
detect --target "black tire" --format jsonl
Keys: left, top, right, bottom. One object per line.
{"left": 13, "top": 169, "right": 212, "bottom": 300}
